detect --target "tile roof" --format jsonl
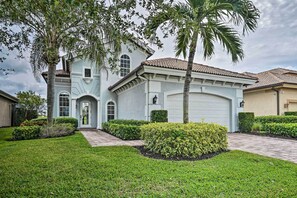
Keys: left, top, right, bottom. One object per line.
{"left": 142, "top": 58, "right": 257, "bottom": 80}
{"left": 42, "top": 69, "right": 70, "bottom": 77}
{"left": 244, "top": 68, "right": 297, "bottom": 90}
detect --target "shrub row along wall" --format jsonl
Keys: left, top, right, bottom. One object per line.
{"left": 21, "top": 117, "right": 78, "bottom": 129}
{"left": 284, "top": 111, "right": 297, "bottom": 116}
{"left": 262, "top": 123, "right": 297, "bottom": 138}
{"left": 102, "top": 120, "right": 150, "bottom": 140}
{"left": 141, "top": 122, "right": 228, "bottom": 159}
{"left": 238, "top": 112, "right": 255, "bottom": 132}
{"left": 255, "top": 116, "right": 297, "bottom": 124}
{"left": 151, "top": 110, "right": 168, "bottom": 122}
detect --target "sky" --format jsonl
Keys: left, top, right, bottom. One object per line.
{"left": 1, "top": 0, "right": 297, "bottom": 98}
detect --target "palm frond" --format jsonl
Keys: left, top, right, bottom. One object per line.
{"left": 30, "top": 35, "right": 47, "bottom": 81}
{"left": 175, "top": 27, "right": 192, "bottom": 58}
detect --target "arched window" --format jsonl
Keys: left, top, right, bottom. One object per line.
{"left": 107, "top": 101, "right": 115, "bottom": 121}
{"left": 59, "top": 92, "right": 69, "bottom": 116}
{"left": 120, "top": 54, "right": 130, "bottom": 77}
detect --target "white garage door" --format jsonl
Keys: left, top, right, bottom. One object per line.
{"left": 167, "top": 93, "right": 231, "bottom": 130}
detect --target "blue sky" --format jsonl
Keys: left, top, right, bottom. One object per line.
{"left": 1, "top": 0, "right": 297, "bottom": 98}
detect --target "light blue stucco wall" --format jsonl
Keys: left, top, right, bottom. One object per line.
{"left": 53, "top": 82, "right": 71, "bottom": 117}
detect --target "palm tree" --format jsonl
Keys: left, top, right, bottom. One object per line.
{"left": 1, "top": 0, "right": 135, "bottom": 126}
{"left": 145, "top": 0, "right": 260, "bottom": 123}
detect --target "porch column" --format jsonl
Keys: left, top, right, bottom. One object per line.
{"left": 71, "top": 99, "right": 76, "bottom": 118}
{"left": 97, "top": 100, "right": 101, "bottom": 129}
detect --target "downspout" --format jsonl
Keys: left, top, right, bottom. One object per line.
{"left": 136, "top": 71, "right": 150, "bottom": 121}
{"left": 272, "top": 88, "right": 280, "bottom": 115}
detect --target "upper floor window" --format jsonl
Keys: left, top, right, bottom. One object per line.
{"left": 120, "top": 54, "right": 130, "bottom": 77}
{"left": 59, "top": 92, "right": 69, "bottom": 116}
{"left": 84, "top": 68, "right": 91, "bottom": 78}
{"left": 107, "top": 101, "right": 115, "bottom": 121}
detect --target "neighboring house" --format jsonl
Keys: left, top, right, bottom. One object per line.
{"left": 244, "top": 68, "right": 297, "bottom": 116}
{"left": 0, "top": 90, "right": 18, "bottom": 127}
{"left": 42, "top": 43, "right": 256, "bottom": 132}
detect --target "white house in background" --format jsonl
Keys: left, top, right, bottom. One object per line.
{"left": 42, "top": 43, "right": 257, "bottom": 132}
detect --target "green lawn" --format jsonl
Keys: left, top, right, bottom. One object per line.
{"left": 0, "top": 128, "right": 296, "bottom": 197}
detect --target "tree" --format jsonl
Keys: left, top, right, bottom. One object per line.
{"left": 145, "top": 0, "right": 260, "bottom": 123}
{"left": 17, "top": 90, "right": 46, "bottom": 119}
{"left": 0, "top": 0, "right": 138, "bottom": 126}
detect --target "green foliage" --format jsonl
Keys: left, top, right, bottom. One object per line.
{"left": 103, "top": 119, "right": 150, "bottom": 140}
{"left": 55, "top": 117, "right": 78, "bottom": 129}
{"left": 141, "top": 123, "right": 228, "bottom": 158}
{"left": 284, "top": 111, "right": 297, "bottom": 116}
{"left": 41, "top": 123, "right": 75, "bottom": 138}
{"left": 14, "top": 108, "right": 38, "bottom": 126}
{"left": 12, "top": 126, "right": 41, "bottom": 140}
{"left": 17, "top": 90, "right": 46, "bottom": 115}
{"left": 151, "top": 110, "right": 168, "bottom": 122}
{"left": 238, "top": 112, "right": 255, "bottom": 132}
{"left": 255, "top": 116, "right": 297, "bottom": 124}
{"left": 251, "top": 122, "right": 263, "bottom": 132}
{"left": 262, "top": 123, "right": 297, "bottom": 138}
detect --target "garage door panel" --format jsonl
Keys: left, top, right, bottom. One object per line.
{"left": 167, "top": 93, "right": 230, "bottom": 130}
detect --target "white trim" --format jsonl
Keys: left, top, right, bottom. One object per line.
{"left": 105, "top": 99, "right": 117, "bottom": 121}
{"left": 118, "top": 54, "right": 131, "bottom": 78}
{"left": 80, "top": 100, "right": 92, "bottom": 128}
{"left": 72, "top": 94, "right": 100, "bottom": 100}
{"left": 116, "top": 81, "right": 146, "bottom": 95}
{"left": 97, "top": 100, "right": 101, "bottom": 129}
{"left": 57, "top": 91, "right": 71, "bottom": 117}
{"left": 164, "top": 89, "right": 234, "bottom": 132}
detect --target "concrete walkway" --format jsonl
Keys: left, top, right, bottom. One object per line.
{"left": 81, "top": 130, "right": 297, "bottom": 163}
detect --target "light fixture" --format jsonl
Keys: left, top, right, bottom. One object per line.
{"left": 153, "top": 95, "right": 158, "bottom": 105}
{"left": 240, "top": 100, "right": 245, "bottom": 108}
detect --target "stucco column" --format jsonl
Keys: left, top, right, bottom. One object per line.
{"left": 97, "top": 100, "right": 101, "bottom": 129}
{"left": 71, "top": 99, "right": 76, "bottom": 118}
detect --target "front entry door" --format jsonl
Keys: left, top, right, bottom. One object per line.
{"left": 81, "top": 101, "right": 91, "bottom": 127}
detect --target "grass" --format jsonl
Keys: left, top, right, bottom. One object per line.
{"left": 0, "top": 128, "right": 297, "bottom": 197}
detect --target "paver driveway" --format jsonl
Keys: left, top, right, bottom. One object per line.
{"left": 81, "top": 130, "right": 297, "bottom": 164}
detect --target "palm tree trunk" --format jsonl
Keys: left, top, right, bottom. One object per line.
{"left": 47, "top": 63, "right": 56, "bottom": 126}
{"left": 183, "top": 31, "right": 198, "bottom": 124}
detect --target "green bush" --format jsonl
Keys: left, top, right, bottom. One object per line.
{"left": 108, "top": 119, "right": 150, "bottom": 126}
{"left": 255, "top": 116, "right": 297, "bottom": 124}
{"left": 31, "top": 117, "right": 48, "bottom": 126}
{"left": 284, "top": 112, "right": 297, "bottom": 116}
{"left": 55, "top": 117, "right": 78, "bottom": 129}
{"left": 41, "top": 123, "right": 75, "bottom": 138}
{"left": 12, "top": 126, "right": 41, "bottom": 140}
{"left": 140, "top": 122, "right": 228, "bottom": 159}
{"left": 262, "top": 123, "right": 297, "bottom": 138}
{"left": 251, "top": 122, "right": 263, "bottom": 132}
{"left": 107, "top": 123, "right": 141, "bottom": 140}
{"left": 151, "top": 110, "right": 168, "bottom": 122}
{"left": 238, "top": 112, "right": 254, "bottom": 132}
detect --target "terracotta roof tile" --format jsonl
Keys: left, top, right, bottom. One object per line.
{"left": 142, "top": 58, "right": 257, "bottom": 80}
{"left": 245, "top": 68, "right": 297, "bottom": 90}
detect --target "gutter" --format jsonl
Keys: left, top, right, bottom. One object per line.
{"left": 272, "top": 88, "right": 280, "bottom": 115}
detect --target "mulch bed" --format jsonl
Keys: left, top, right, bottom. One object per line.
{"left": 134, "top": 146, "right": 229, "bottom": 161}
{"left": 239, "top": 132, "right": 297, "bottom": 141}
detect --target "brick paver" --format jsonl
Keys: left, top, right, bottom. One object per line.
{"left": 228, "top": 133, "right": 297, "bottom": 164}
{"left": 81, "top": 130, "right": 297, "bottom": 163}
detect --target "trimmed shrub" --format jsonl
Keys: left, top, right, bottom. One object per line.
{"left": 255, "top": 116, "right": 297, "bottom": 124}
{"left": 238, "top": 112, "right": 254, "bottom": 132}
{"left": 141, "top": 122, "right": 228, "bottom": 158}
{"left": 151, "top": 110, "right": 168, "bottom": 122}
{"left": 107, "top": 123, "right": 141, "bottom": 140}
{"left": 30, "top": 117, "right": 48, "bottom": 126}
{"left": 262, "top": 123, "right": 297, "bottom": 138}
{"left": 55, "top": 117, "right": 78, "bottom": 129}
{"left": 12, "top": 126, "right": 41, "bottom": 140}
{"left": 41, "top": 123, "right": 75, "bottom": 138}
{"left": 251, "top": 122, "right": 263, "bottom": 132}
{"left": 108, "top": 119, "right": 150, "bottom": 126}
{"left": 284, "top": 112, "right": 297, "bottom": 116}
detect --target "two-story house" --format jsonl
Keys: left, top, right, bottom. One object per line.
{"left": 42, "top": 42, "right": 257, "bottom": 132}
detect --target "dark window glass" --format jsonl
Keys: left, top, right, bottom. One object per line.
{"left": 59, "top": 93, "right": 70, "bottom": 116}
{"left": 120, "top": 55, "right": 130, "bottom": 77}
{"left": 85, "top": 68, "right": 91, "bottom": 78}
{"left": 107, "top": 101, "right": 115, "bottom": 121}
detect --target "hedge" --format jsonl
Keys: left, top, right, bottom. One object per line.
{"left": 238, "top": 112, "right": 254, "bottom": 132}
{"left": 284, "top": 112, "right": 297, "bottom": 116}
{"left": 41, "top": 123, "right": 75, "bottom": 138}
{"left": 262, "top": 123, "right": 297, "bottom": 138}
{"left": 255, "top": 116, "right": 297, "bottom": 124}
{"left": 151, "top": 110, "right": 168, "bottom": 122}
{"left": 107, "top": 119, "right": 150, "bottom": 126}
{"left": 12, "top": 126, "right": 41, "bottom": 140}
{"left": 55, "top": 117, "right": 78, "bottom": 129}
{"left": 140, "top": 122, "right": 228, "bottom": 159}
{"left": 20, "top": 117, "right": 78, "bottom": 129}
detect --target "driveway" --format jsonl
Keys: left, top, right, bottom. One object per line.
{"left": 81, "top": 130, "right": 297, "bottom": 164}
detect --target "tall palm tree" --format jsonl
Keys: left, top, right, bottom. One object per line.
{"left": 145, "top": 0, "right": 260, "bottom": 123}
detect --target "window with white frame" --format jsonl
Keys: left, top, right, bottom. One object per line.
{"left": 59, "top": 92, "right": 69, "bottom": 116}
{"left": 107, "top": 101, "right": 115, "bottom": 121}
{"left": 84, "top": 68, "right": 91, "bottom": 78}
{"left": 120, "top": 54, "right": 130, "bottom": 77}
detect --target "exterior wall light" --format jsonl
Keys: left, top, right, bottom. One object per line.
{"left": 240, "top": 100, "right": 245, "bottom": 108}
{"left": 153, "top": 95, "right": 158, "bottom": 105}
